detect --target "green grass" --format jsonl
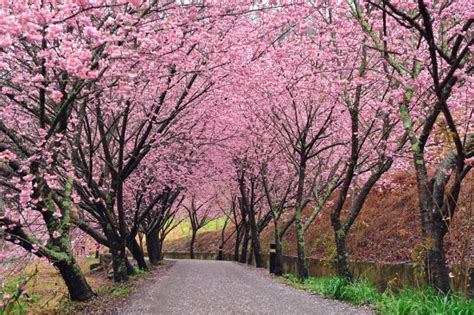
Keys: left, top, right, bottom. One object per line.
{"left": 132, "top": 267, "right": 148, "bottom": 277}
{"left": 169, "top": 217, "right": 228, "bottom": 239}
{"left": 96, "top": 284, "right": 132, "bottom": 298}
{"left": 378, "top": 288, "right": 474, "bottom": 315}
{"left": 283, "top": 274, "right": 474, "bottom": 314}
{"left": 95, "top": 285, "right": 111, "bottom": 296}
{"left": 94, "top": 268, "right": 148, "bottom": 299}
{"left": 110, "top": 286, "right": 131, "bottom": 297}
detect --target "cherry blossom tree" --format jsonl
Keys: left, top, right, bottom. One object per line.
{"left": 233, "top": 157, "right": 269, "bottom": 267}
{"left": 1, "top": 0, "right": 470, "bottom": 302}
{"left": 65, "top": 0, "right": 259, "bottom": 282}
{"left": 216, "top": 189, "right": 245, "bottom": 262}
{"left": 183, "top": 194, "right": 216, "bottom": 259}
{"left": 279, "top": 3, "right": 409, "bottom": 282}
{"left": 0, "top": 0, "right": 257, "bottom": 289}
{"left": 141, "top": 188, "right": 183, "bottom": 265}
{"left": 353, "top": 0, "right": 473, "bottom": 293}
{"left": 0, "top": 0, "right": 135, "bottom": 300}
{"left": 232, "top": 26, "right": 347, "bottom": 277}
{"left": 261, "top": 159, "right": 296, "bottom": 276}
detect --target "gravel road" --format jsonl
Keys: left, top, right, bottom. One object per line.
{"left": 120, "top": 259, "right": 372, "bottom": 315}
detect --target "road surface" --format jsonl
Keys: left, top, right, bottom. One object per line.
{"left": 120, "top": 259, "right": 372, "bottom": 315}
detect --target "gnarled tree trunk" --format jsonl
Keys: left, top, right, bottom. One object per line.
{"left": 273, "top": 222, "right": 283, "bottom": 276}
{"left": 108, "top": 236, "right": 129, "bottom": 282}
{"left": 146, "top": 228, "right": 161, "bottom": 266}
{"left": 334, "top": 230, "right": 352, "bottom": 281}
{"left": 128, "top": 238, "right": 148, "bottom": 271}
{"left": 239, "top": 227, "right": 250, "bottom": 264}
{"left": 418, "top": 181, "right": 450, "bottom": 293}
{"left": 234, "top": 227, "right": 242, "bottom": 261}
{"left": 248, "top": 207, "right": 264, "bottom": 268}
{"left": 55, "top": 258, "right": 93, "bottom": 301}
{"left": 295, "top": 215, "right": 308, "bottom": 279}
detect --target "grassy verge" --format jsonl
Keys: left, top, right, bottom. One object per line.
{"left": 1, "top": 257, "right": 102, "bottom": 314}
{"left": 0, "top": 258, "right": 155, "bottom": 314}
{"left": 282, "top": 274, "right": 474, "bottom": 315}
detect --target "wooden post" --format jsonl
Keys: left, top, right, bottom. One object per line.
{"left": 269, "top": 243, "right": 277, "bottom": 274}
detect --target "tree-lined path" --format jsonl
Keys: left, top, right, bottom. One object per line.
{"left": 120, "top": 260, "right": 371, "bottom": 315}
{"left": 1, "top": 1, "right": 472, "bottom": 313}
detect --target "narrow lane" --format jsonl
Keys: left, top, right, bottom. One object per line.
{"left": 120, "top": 259, "right": 372, "bottom": 315}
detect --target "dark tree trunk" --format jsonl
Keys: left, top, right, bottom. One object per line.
{"left": 190, "top": 230, "right": 197, "bottom": 259}
{"left": 274, "top": 242, "right": 283, "bottom": 276}
{"left": 110, "top": 242, "right": 129, "bottom": 282}
{"left": 421, "top": 201, "right": 450, "bottom": 293}
{"left": 295, "top": 217, "right": 308, "bottom": 279}
{"left": 247, "top": 244, "right": 253, "bottom": 265}
{"left": 416, "top": 161, "right": 451, "bottom": 294}
{"left": 146, "top": 229, "right": 161, "bottom": 266}
{"left": 248, "top": 208, "right": 264, "bottom": 268}
{"left": 425, "top": 228, "right": 450, "bottom": 293}
{"left": 240, "top": 227, "right": 250, "bottom": 264}
{"left": 128, "top": 238, "right": 148, "bottom": 271}
{"left": 157, "top": 238, "right": 164, "bottom": 262}
{"left": 294, "top": 158, "right": 309, "bottom": 279}
{"left": 218, "top": 218, "right": 228, "bottom": 261}
{"left": 103, "top": 222, "right": 129, "bottom": 282}
{"left": 55, "top": 259, "right": 93, "bottom": 301}
{"left": 273, "top": 223, "right": 283, "bottom": 276}
{"left": 334, "top": 231, "right": 352, "bottom": 281}
{"left": 234, "top": 227, "right": 242, "bottom": 261}
{"left": 157, "top": 237, "right": 165, "bottom": 261}
{"left": 125, "top": 256, "right": 135, "bottom": 275}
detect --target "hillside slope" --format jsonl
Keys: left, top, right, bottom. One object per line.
{"left": 165, "top": 172, "right": 473, "bottom": 267}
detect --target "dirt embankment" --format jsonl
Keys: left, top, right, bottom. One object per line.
{"left": 165, "top": 171, "right": 473, "bottom": 266}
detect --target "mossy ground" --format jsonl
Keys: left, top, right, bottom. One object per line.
{"left": 0, "top": 257, "right": 169, "bottom": 314}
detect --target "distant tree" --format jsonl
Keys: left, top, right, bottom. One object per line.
{"left": 141, "top": 189, "right": 183, "bottom": 265}
{"left": 184, "top": 195, "right": 217, "bottom": 259}
{"left": 261, "top": 163, "right": 296, "bottom": 276}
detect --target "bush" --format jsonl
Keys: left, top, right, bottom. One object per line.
{"left": 283, "top": 274, "right": 474, "bottom": 314}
